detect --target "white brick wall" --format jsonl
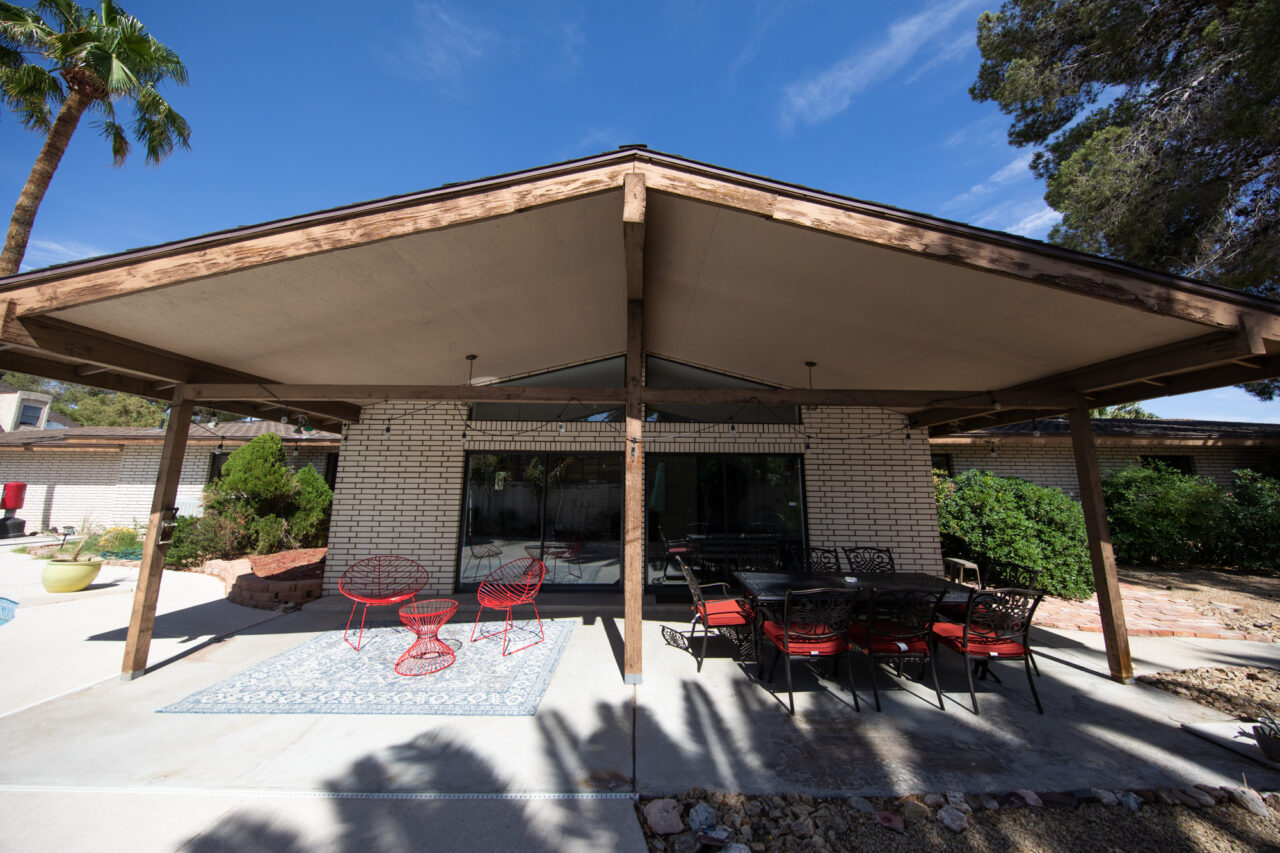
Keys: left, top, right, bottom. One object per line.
{"left": 0, "top": 444, "right": 335, "bottom": 533}
{"left": 937, "top": 442, "right": 1278, "bottom": 500}
{"left": 324, "top": 402, "right": 944, "bottom": 595}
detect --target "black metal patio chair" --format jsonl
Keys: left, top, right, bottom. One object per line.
{"left": 842, "top": 546, "right": 895, "bottom": 575}
{"left": 783, "top": 545, "right": 841, "bottom": 574}
{"left": 931, "top": 587, "right": 1045, "bottom": 714}
{"left": 848, "top": 587, "right": 945, "bottom": 711}
{"left": 674, "top": 555, "right": 754, "bottom": 672}
{"left": 760, "top": 587, "right": 860, "bottom": 715}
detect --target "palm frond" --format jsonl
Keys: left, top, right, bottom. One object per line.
{"left": 33, "top": 0, "right": 83, "bottom": 32}
{"left": 131, "top": 84, "right": 189, "bottom": 165}
{"left": 0, "top": 62, "right": 61, "bottom": 129}
{"left": 0, "top": 3, "right": 55, "bottom": 52}
{"left": 95, "top": 116, "right": 128, "bottom": 165}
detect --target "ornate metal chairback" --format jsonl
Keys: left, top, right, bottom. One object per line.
{"left": 673, "top": 555, "right": 714, "bottom": 612}
{"left": 785, "top": 545, "right": 841, "bottom": 573}
{"left": 781, "top": 588, "right": 858, "bottom": 646}
{"left": 736, "top": 543, "right": 780, "bottom": 572}
{"left": 866, "top": 587, "right": 943, "bottom": 641}
{"left": 842, "top": 546, "right": 895, "bottom": 575}
{"left": 479, "top": 557, "right": 546, "bottom": 604}
{"left": 339, "top": 555, "right": 430, "bottom": 601}
{"left": 963, "top": 588, "right": 1043, "bottom": 645}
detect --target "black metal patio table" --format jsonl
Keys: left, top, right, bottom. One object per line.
{"left": 732, "top": 571, "right": 974, "bottom": 676}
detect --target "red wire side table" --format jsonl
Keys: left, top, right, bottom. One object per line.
{"left": 396, "top": 599, "right": 458, "bottom": 676}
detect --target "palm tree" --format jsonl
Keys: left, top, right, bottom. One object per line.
{"left": 0, "top": 0, "right": 189, "bottom": 275}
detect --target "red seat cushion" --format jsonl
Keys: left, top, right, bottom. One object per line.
{"left": 849, "top": 624, "right": 930, "bottom": 655}
{"left": 762, "top": 621, "right": 848, "bottom": 656}
{"left": 696, "top": 597, "right": 753, "bottom": 627}
{"left": 931, "top": 621, "right": 1028, "bottom": 657}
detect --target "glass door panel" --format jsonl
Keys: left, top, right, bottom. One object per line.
{"left": 543, "top": 454, "right": 623, "bottom": 585}
{"left": 459, "top": 453, "right": 544, "bottom": 585}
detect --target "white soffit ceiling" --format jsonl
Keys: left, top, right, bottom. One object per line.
{"left": 645, "top": 193, "right": 1210, "bottom": 390}
{"left": 51, "top": 192, "right": 627, "bottom": 384}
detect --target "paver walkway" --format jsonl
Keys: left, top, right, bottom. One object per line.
{"left": 1036, "top": 582, "right": 1271, "bottom": 641}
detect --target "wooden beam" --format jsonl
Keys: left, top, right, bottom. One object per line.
{"left": 1083, "top": 352, "right": 1280, "bottom": 410}
{"left": 623, "top": 173, "right": 646, "bottom": 301}
{"left": 0, "top": 351, "right": 351, "bottom": 428}
{"left": 1068, "top": 400, "right": 1133, "bottom": 684}
{"left": 3, "top": 165, "right": 632, "bottom": 315}
{"left": 75, "top": 364, "right": 110, "bottom": 376}
{"left": 184, "top": 382, "right": 1076, "bottom": 409}
{"left": 121, "top": 389, "right": 194, "bottom": 679}
{"left": 636, "top": 163, "right": 1280, "bottom": 338}
{"left": 914, "top": 330, "right": 1272, "bottom": 430}
{"left": 624, "top": 299, "right": 644, "bottom": 685}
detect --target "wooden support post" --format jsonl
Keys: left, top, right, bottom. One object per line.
{"left": 1068, "top": 400, "right": 1134, "bottom": 683}
{"left": 622, "top": 171, "right": 646, "bottom": 685}
{"left": 121, "top": 390, "right": 193, "bottom": 679}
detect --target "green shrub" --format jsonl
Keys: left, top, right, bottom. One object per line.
{"left": 1219, "top": 469, "right": 1280, "bottom": 567}
{"left": 252, "top": 515, "right": 286, "bottom": 554}
{"left": 289, "top": 465, "right": 333, "bottom": 547}
{"left": 1102, "top": 462, "right": 1227, "bottom": 566}
{"left": 210, "top": 433, "right": 296, "bottom": 517}
{"left": 164, "top": 516, "right": 204, "bottom": 567}
{"left": 936, "top": 469, "right": 1093, "bottom": 599}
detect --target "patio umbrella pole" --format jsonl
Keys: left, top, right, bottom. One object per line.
{"left": 1068, "top": 400, "right": 1134, "bottom": 684}
{"left": 121, "top": 390, "right": 193, "bottom": 679}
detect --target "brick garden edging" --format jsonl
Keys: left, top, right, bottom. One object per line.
{"left": 191, "top": 558, "right": 323, "bottom": 610}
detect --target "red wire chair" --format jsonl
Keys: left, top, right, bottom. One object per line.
{"left": 470, "top": 557, "right": 547, "bottom": 656}
{"left": 338, "top": 555, "right": 431, "bottom": 651}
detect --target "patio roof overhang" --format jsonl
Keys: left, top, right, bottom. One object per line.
{"left": 0, "top": 147, "right": 1276, "bottom": 435}
{"left": 3, "top": 147, "right": 1278, "bottom": 686}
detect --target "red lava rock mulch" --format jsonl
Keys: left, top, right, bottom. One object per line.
{"left": 247, "top": 548, "right": 326, "bottom": 582}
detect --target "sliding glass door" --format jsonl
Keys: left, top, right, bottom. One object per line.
{"left": 459, "top": 452, "right": 622, "bottom": 587}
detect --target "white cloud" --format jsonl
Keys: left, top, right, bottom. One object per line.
{"left": 780, "top": 0, "right": 983, "bottom": 128}
{"left": 396, "top": 2, "right": 497, "bottom": 85}
{"left": 21, "top": 239, "right": 105, "bottom": 271}
{"left": 904, "top": 31, "right": 973, "bottom": 84}
{"left": 1005, "top": 205, "right": 1060, "bottom": 239}
{"left": 730, "top": 4, "right": 788, "bottom": 84}
{"left": 942, "top": 152, "right": 1034, "bottom": 210}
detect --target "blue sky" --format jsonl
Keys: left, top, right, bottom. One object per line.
{"left": 1, "top": 1, "right": 1274, "bottom": 422}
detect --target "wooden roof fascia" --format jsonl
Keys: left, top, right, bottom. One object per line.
{"left": 0, "top": 443, "right": 125, "bottom": 452}
{"left": 0, "top": 164, "right": 634, "bottom": 318}
{"left": 930, "top": 434, "right": 1280, "bottom": 449}
{"left": 632, "top": 163, "right": 1280, "bottom": 338}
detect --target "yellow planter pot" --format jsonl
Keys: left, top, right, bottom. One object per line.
{"left": 41, "top": 558, "right": 103, "bottom": 593}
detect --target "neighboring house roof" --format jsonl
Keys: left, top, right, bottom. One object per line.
{"left": 0, "top": 419, "right": 340, "bottom": 449}
{"left": 44, "top": 410, "right": 78, "bottom": 428}
{"left": 932, "top": 417, "right": 1280, "bottom": 447}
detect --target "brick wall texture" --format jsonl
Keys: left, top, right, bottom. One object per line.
{"left": 323, "top": 403, "right": 942, "bottom": 596}
{"left": 0, "top": 445, "right": 331, "bottom": 532}
{"left": 938, "top": 442, "right": 1278, "bottom": 500}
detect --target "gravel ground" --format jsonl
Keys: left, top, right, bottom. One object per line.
{"left": 637, "top": 789, "right": 1280, "bottom": 852}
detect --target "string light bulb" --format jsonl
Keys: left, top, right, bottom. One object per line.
{"left": 558, "top": 421, "right": 565, "bottom": 435}
{"left": 1031, "top": 417, "right": 1040, "bottom": 437}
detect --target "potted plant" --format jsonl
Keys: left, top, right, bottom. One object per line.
{"left": 41, "top": 526, "right": 103, "bottom": 593}
{"left": 1254, "top": 711, "right": 1280, "bottom": 762}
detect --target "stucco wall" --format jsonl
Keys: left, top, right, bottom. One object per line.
{"left": 323, "top": 403, "right": 943, "bottom": 596}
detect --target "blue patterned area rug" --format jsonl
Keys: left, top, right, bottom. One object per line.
{"left": 160, "top": 619, "right": 574, "bottom": 716}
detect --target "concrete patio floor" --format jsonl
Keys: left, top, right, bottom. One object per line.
{"left": 2, "top": 547, "right": 1278, "bottom": 852}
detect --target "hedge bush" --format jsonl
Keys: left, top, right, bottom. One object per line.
{"left": 1102, "top": 464, "right": 1280, "bottom": 567}
{"left": 935, "top": 469, "right": 1093, "bottom": 599}
{"left": 166, "top": 433, "right": 333, "bottom": 566}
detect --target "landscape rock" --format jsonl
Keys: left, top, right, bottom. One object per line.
{"left": 1168, "top": 788, "right": 1202, "bottom": 809}
{"left": 1228, "top": 787, "right": 1270, "bottom": 818}
{"left": 1092, "top": 789, "right": 1119, "bottom": 807}
{"left": 670, "top": 831, "right": 700, "bottom": 853}
{"left": 1016, "top": 789, "right": 1043, "bottom": 808}
{"left": 899, "top": 798, "right": 932, "bottom": 824}
{"left": 979, "top": 794, "right": 1001, "bottom": 811}
{"left": 946, "top": 791, "right": 973, "bottom": 814}
{"left": 688, "top": 802, "right": 717, "bottom": 831}
{"left": 1154, "top": 787, "right": 1178, "bottom": 806}
{"left": 1195, "top": 784, "right": 1229, "bottom": 803}
{"left": 644, "top": 799, "right": 685, "bottom": 835}
{"left": 937, "top": 805, "right": 970, "bottom": 832}
{"left": 875, "top": 811, "right": 905, "bottom": 834}
{"left": 1182, "top": 787, "right": 1216, "bottom": 808}
{"left": 1116, "top": 791, "right": 1143, "bottom": 812}
{"left": 723, "top": 845, "right": 751, "bottom": 853}
{"left": 923, "top": 793, "right": 945, "bottom": 809}
{"left": 847, "top": 796, "right": 875, "bottom": 815}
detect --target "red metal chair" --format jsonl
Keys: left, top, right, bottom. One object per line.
{"left": 471, "top": 557, "right": 547, "bottom": 656}
{"left": 931, "top": 587, "right": 1044, "bottom": 714}
{"left": 673, "top": 555, "right": 754, "bottom": 672}
{"left": 760, "top": 587, "right": 860, "bottom": 716}
{"left": 848, "top": 587, "right": 945, "bottom": 711}
{"left": 338, "top": 555, "right": 431, "bottom": 651}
